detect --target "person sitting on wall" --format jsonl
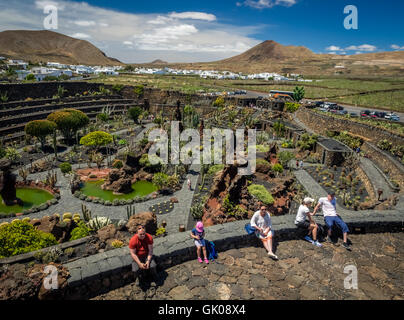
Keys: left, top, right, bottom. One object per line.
{"left": 295, "top": 197, "right": 322, "bottom": 247}
{"left": 311, "top": 191, "right": 351, "bottom": 251}
{"left": 129, "top": 225, "right": 158, "bottom": 284}
{"left": 250, "top": 205, "right": 278, "bottom": 260}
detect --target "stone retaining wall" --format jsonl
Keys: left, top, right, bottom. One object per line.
{"left": 0, "top": 82, "right": 110, "bottom": 101}
{"left": 62, "top": 209, "right": 404, "bottom": 300}
{"left": 361, "top": 142, "right": 404, "bottom": 191}
{"left": 355, "top": 166, "right": 377, "bottom": 200}
{"left": 296, "top": 108, "right": 404, "bottom": 146}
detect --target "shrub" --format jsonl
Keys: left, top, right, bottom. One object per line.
{"left": 152, "top": 172, "right": 169, "bottom": 190}
{"left": 278, "top": 151, "right": 295, "bottom": 167}
{"left": 80, "top": 131, "right": 113, "bottom": 149}
{"left": 128, "top": 106, "right": 143, "bottom": 123}
{"left": 190, "top": 202, "right": 204, "bottom": 220}
{"left": 48, "top": 108, "right": 89, "bottom": 141}
{"left": 155, "top": 227, "right": 166, "bottom": 237}
{"left": 272, "top": 163, "right": 284, "bottom": 173}
{"left": 285, "top": 102, "right": 300, "bottom": 113}
{"left": 112, "top": 84, "right": 124, "bottom": 94}
{"left": 60, "top": 162, "right": 72, "bottom": 174}
{"left": 25, "top": 120, "right": 57, "bottom": 149}
{"left": 111, "top": 239, "right": 124, "bottom": 248}
{"left": 207, "top": 164, "right": 225, "bottom": 175}
{"left": 70, "top": 221, "right": 90, "bottom": 241}
{"left": 5, "top": 147, "right": 21, "bottom": 163}
{"left": 0, "top": 221, "right": 57, "bottom": 258}
{"left": 97, "top": 113, "right": 109, "bottom": 122}
{"left": 139, "top": 154, "right": 162, "bottom": 171}
{"left": 87, "top": 217, "right": 112, "bottom": 231}
{"left": 112, "top": 159, "right": 123, "bottom": 169}
{"left": 213, "top": 96, "right": 225, "bottom": 108}
{"left": 247, "top": 184, "right": 274, "bottom": 205}
{"left": 133, "top": 85, "right": 144, "bottom": 97}
{"left": 26, "top": 74, "right": 36, "bottom": 81}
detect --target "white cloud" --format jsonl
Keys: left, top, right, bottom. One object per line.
{"left": 169, "top": 12, "right": 216, "bottom": 21}
{"left": 345, "top": 44, "right": 377, "bottom": 52}
{"left": 239, "top": 0, "right": 296, "bottom": 9}
{"left": 391, "top": 44, "right": 404, "bottom": 50}
{"left": 0, "top": 0, "right": 262, "bottom": 63}
{"left": 73, "top": 20, "right": 96, "bottom": 27}
{"left": 35, "top": 0, "right": 65, "bottom": 10}
{"left": 326, "top": 45, "right": 343, "bottom": 52}
{"left": 70, "top": 33, "right": 91, "bottom": 39}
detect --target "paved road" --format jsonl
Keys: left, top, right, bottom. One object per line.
{"left": 235, "top": 89, "right": 404, "bottom": 123}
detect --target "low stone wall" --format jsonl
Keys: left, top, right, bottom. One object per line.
{"left": 62, "top": 208, "right": 404, "bottom": 300}
{"left": 362, "top": 142, "right": 404, "bottom": 191}
{"left": 355, "top": 166, "right": 377, "bottom": 200}
{"left": 296, "top": 108, "right": 404, "bottom": 146}
{"left": 0, "top": 82, "right": 110, "bottom": 101}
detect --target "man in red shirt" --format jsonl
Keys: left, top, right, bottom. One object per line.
{"left": 129, "top": 225, "right": 157, "bottom": 282}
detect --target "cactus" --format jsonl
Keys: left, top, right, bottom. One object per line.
{"left": 45, "top": 170, "right": 58, "bottom": 188}
{"left": 63, "top": 212, "right": 72, "bottom": 220}
{"left": 126, "top": 205, "right": 136, "bottom": 220}
{"left": 81, "top": 204, "right": 92, "bottom": 222}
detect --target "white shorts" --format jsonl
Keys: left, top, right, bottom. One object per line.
{"left": 194, "top": 239, "right": 206, "bottom": 247}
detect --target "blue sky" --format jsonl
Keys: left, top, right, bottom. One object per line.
{"left": 0, "top": 0, "right": 403, "bottom": 63}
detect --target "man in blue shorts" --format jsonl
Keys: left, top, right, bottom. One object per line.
{"left": 312, "top": 191, "right": 351, "bottom": 251}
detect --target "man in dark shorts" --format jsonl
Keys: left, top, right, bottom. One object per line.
{"left": 129, "top": 225, "right": 158, "bottom": 283}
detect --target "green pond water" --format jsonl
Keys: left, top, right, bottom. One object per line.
{"left": 0, "top": 188, "right": 54, "bottom": 214}
{"left": 81, "top": 180, "right": 158, "bottom": 201}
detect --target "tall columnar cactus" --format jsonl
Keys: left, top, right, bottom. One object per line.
{"left": 81, "top": 204, "right": 92, "bottom": 222}
{"left": 126, "top": 205, "right": 136, "bottom": 220}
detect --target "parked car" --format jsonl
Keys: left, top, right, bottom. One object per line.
{"left": 385, "top": 113, "right": 400, "bottom": 121}
{"left": 374, "top": 111, "right": 387, "bottom": 118}
{"left": 349, "top": 112, "right": 359, "bottom": 118}
{"left": 360, "top": 110, "right": 371, "bottom": 117}
{"left": 369, "top": 112, "right": 378, "bottom": 118}
{"left": 338, "top": 110, "right": 348, "bottom": 115}
{"left": 314, "top": 101, "right": 324, "bottom": 107}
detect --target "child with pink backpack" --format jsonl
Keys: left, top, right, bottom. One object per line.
{"left": 190, "top": 221, "right": 209, "bottom": 264}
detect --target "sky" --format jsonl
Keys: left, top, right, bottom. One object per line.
{"left": 0, "top": 0, "right": 403, "bottom": 63}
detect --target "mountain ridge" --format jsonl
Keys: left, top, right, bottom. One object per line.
{"left": 0, "top": 30, "right": 122, "bottom": 66}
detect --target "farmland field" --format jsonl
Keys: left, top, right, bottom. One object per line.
{"left": 93, "top": 74, "right": 404, "bottom": 112}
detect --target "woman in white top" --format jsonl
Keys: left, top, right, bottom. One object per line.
{"left": 250, "top": 205, "right": 278, "bottom": 260}
{"left": 295, "top": 197, "right": 322, "bottom": 247}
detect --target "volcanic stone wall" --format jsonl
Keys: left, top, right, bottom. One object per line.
{"left": 0, "top": 82, "right": 110, "bottom": 101}
{"left": 296, "top": 108, "right": 404, "bottom": 146}
{"left": 362, "top": 142, "right": 404, "bottom": 190}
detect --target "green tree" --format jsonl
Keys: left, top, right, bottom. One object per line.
{"left": 48, "top": 108, "right": 89, "bottom": 142}
{"left": 25, "top": 74, "right": 36, "bottom": 81}
{"left": 25, "top": 120, "right": 57, "bottom": 149}
{"left": 128, "top": 106, "right": 143, "bottom": 123}
{"left": 80, "top": 131, "right": 113, "bottom": 150}
{"left": 293, "top": 86, "right": 305, "bottom": 102}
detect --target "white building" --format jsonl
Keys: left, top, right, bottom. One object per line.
{"left": 7, "top": 59, "right": 28, "bottom": 69}
{"left": 30, "top": 67, "right": 73, "bottom": 81}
